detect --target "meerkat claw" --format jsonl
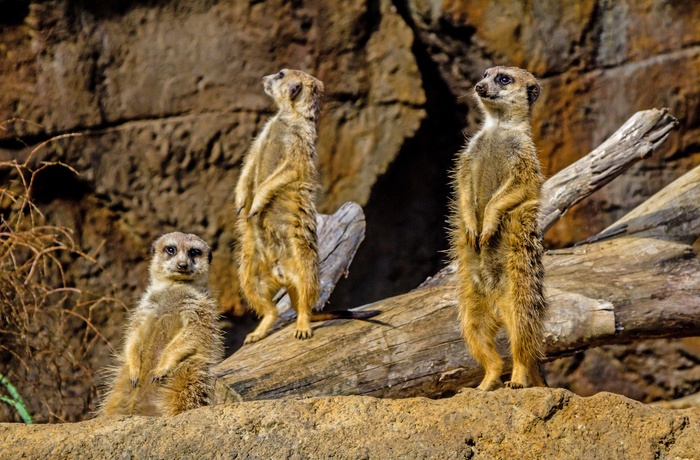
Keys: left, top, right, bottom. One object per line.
{"left": 294, "top": 329, "right": 312, "bottom": 340}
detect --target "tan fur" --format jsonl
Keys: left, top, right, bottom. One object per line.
{"left": 449, "top": 66, "right": 548, "bottom": 390}
{"left": 101, "top": 232, "right": 223, "bottom": 416}
{"left": 234, "top": 69, "right": 325, "bottom": 343}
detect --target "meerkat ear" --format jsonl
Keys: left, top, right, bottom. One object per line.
{"left": 288, "top": 81, "right": 302, "bottom": 100}
{"left": 208, "top": 250, "right": 213, "bottom": 264}
{"left": 150, "top": 242, "right": 157, "bottom": 256}
{"left": 527, "top": 83, "right": 541, "bottom": 106}
{"left": 309, "top": 80, "right": 324, "bottom": 122}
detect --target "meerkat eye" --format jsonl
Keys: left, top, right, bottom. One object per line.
{"left": 483, "top": 72, "right": 488, "bottom": 79}
{"left": 188, "top": 248, "right": 202, "bottom": 258}
{"left": 164, "top": 246, "right": 176, "bottom": 255}
{"left": 277, "top": 71, "right": 285, "bottom": 79}
{"left": 496, "top": 74, "right": 512, "bottom": 86}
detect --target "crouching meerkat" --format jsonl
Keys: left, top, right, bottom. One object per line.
{"left": 101, "top": 232, "right": 223, "bottom": 416}
{"left": 234, "top": 69, "right": 378, "bottom": 343}
{"left": 449, "top": 66, "right": 548, "bottom": 390}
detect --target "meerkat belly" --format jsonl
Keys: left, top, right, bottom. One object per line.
{"left": 257, "top": 198, "right": 303, "bottom": 249}
{"left": 471, "top": 138, "right": 510, "bottom": 222}
{"left": 145, "top": 313, "right": 181, "bottom": 363}
{"left": 469, "top": 133, "right": 513, "bottom": 290}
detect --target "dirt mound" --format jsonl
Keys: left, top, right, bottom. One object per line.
{"left": 2, "top": 389, "right": 698, "bottom": 459}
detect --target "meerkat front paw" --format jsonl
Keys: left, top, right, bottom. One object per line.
{"left": 234, "top": 195, "right": 248, "bottom": 217}
{"left": 151, "top": 365, "right": 171, "bottom": 384}
{"left": 480, "top": 223, "right": 498, "bottom": 247}
{"left": 465, "top": 227, "right": 480, "bottom": 249}
{"left": 129, "top": 368, "right": 140, "bottom": 388}
{"left": 463, "top": 217, "right": 480, "bottom": 248}
{"left": 480, "top": 231, "right": 494, "bottom": 247}
{"left": 248, "top": 199, "right": 266, "bottom": 219}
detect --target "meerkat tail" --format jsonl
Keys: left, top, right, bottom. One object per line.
{"left": 309, "top": 310, "right": 381, "bottom": 322}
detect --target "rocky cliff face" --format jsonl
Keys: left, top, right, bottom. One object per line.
{"left": 0, "top": 0, "right": 426, "bottom": 313}
{"left": 0, "top": 0, "right": 699, "bottom": 422}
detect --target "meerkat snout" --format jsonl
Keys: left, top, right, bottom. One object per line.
{"left": 475, "top": 82, "right": 487, "bottom": 97}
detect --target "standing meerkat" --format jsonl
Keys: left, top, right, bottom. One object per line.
{"left": 101, "top": 232, "right": 223, "bottom": 416}
{"left": 235, "top": 69, "right": 378, "bottom": 343}
{"left": 450, "top": 66, "right": 548, "bottom": 390}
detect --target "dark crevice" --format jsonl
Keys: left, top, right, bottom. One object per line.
{"left": 438, "top": 16, "right": 477, "bottom": 46}
{"left": 30, "top": 164, "right": 92, "bottom": 203}
{"left": 328, "top": 0, "right": 470, "bottom": 309}
{"left": 0, "top": 0, "right": 30, "bottom": 26}
{"left": 356, "top": 0, "right": 381, "bottom": 49}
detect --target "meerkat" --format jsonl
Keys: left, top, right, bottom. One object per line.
{"left": 449, "top": 66, "right": 548, "bottom": 390}
{"left": 101, "top": 232, "right": 223, "bottom": 416}
{"left": 234, "top": 69, "right": 378, "bottom": 343}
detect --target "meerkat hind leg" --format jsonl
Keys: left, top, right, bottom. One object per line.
{"left": 282, "top": 241, "right": 318, "bottom": 340}
{"left": 241, "top": 277, "right": 279, "bottom": 344}
{"left": 502, "top": 294, "right": 540, "bottom": 389}
{"left": 461, "top": 293, "right": 504, "bottom": 391}
{"left": 287, "top": 281, "right": 313, "bottom": 340}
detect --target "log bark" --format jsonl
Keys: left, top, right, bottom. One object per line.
{"left": 214, "top": 109, "right": 689, "bottom": 401}
{"left": 651, "top": 391, "right": 700, "bottom": 409}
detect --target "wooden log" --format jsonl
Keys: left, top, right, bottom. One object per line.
{"left": 214, "top": 109, "right": 689, "bottom": 401}
{"left": 651, "top": 391, "right": 700, "bottom": 409}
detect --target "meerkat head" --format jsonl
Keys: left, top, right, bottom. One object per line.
{"left": 473, "top": 66, "right": 540, "bottom": 122}
{"left": 149, "top": 232, "right": 212, "bottom": 288}
{"left": 262, "top": 69, "right": 325, "bottom": 123}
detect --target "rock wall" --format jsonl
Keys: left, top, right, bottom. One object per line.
{"left": 0, "top": 0, "right": 699, "bottom": 422}
{"left": 0, "top": 0, "right": 425, "bottom": 313}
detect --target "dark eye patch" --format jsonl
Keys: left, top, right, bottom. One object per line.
{"left": 164, "top": 245, "right": 176, "bottom": 255}
{"left": 188, "top": 248, "right": 202, "bottom": 258}
{"left": 277, "top": 71, "right": 285, "bottom": 79}
{"left": 496, "top": 74, "right": 513, "bottom": 85}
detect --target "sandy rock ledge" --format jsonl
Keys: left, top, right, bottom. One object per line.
{"left": 2, "top": 388, "right": 699, "bottom": 459}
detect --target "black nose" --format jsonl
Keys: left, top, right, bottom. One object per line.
{"left": 177, "top": 262, "right": 188, "bottom": 270}
{"left": 475, "top": 82, "right": 487, "bottom": 96}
